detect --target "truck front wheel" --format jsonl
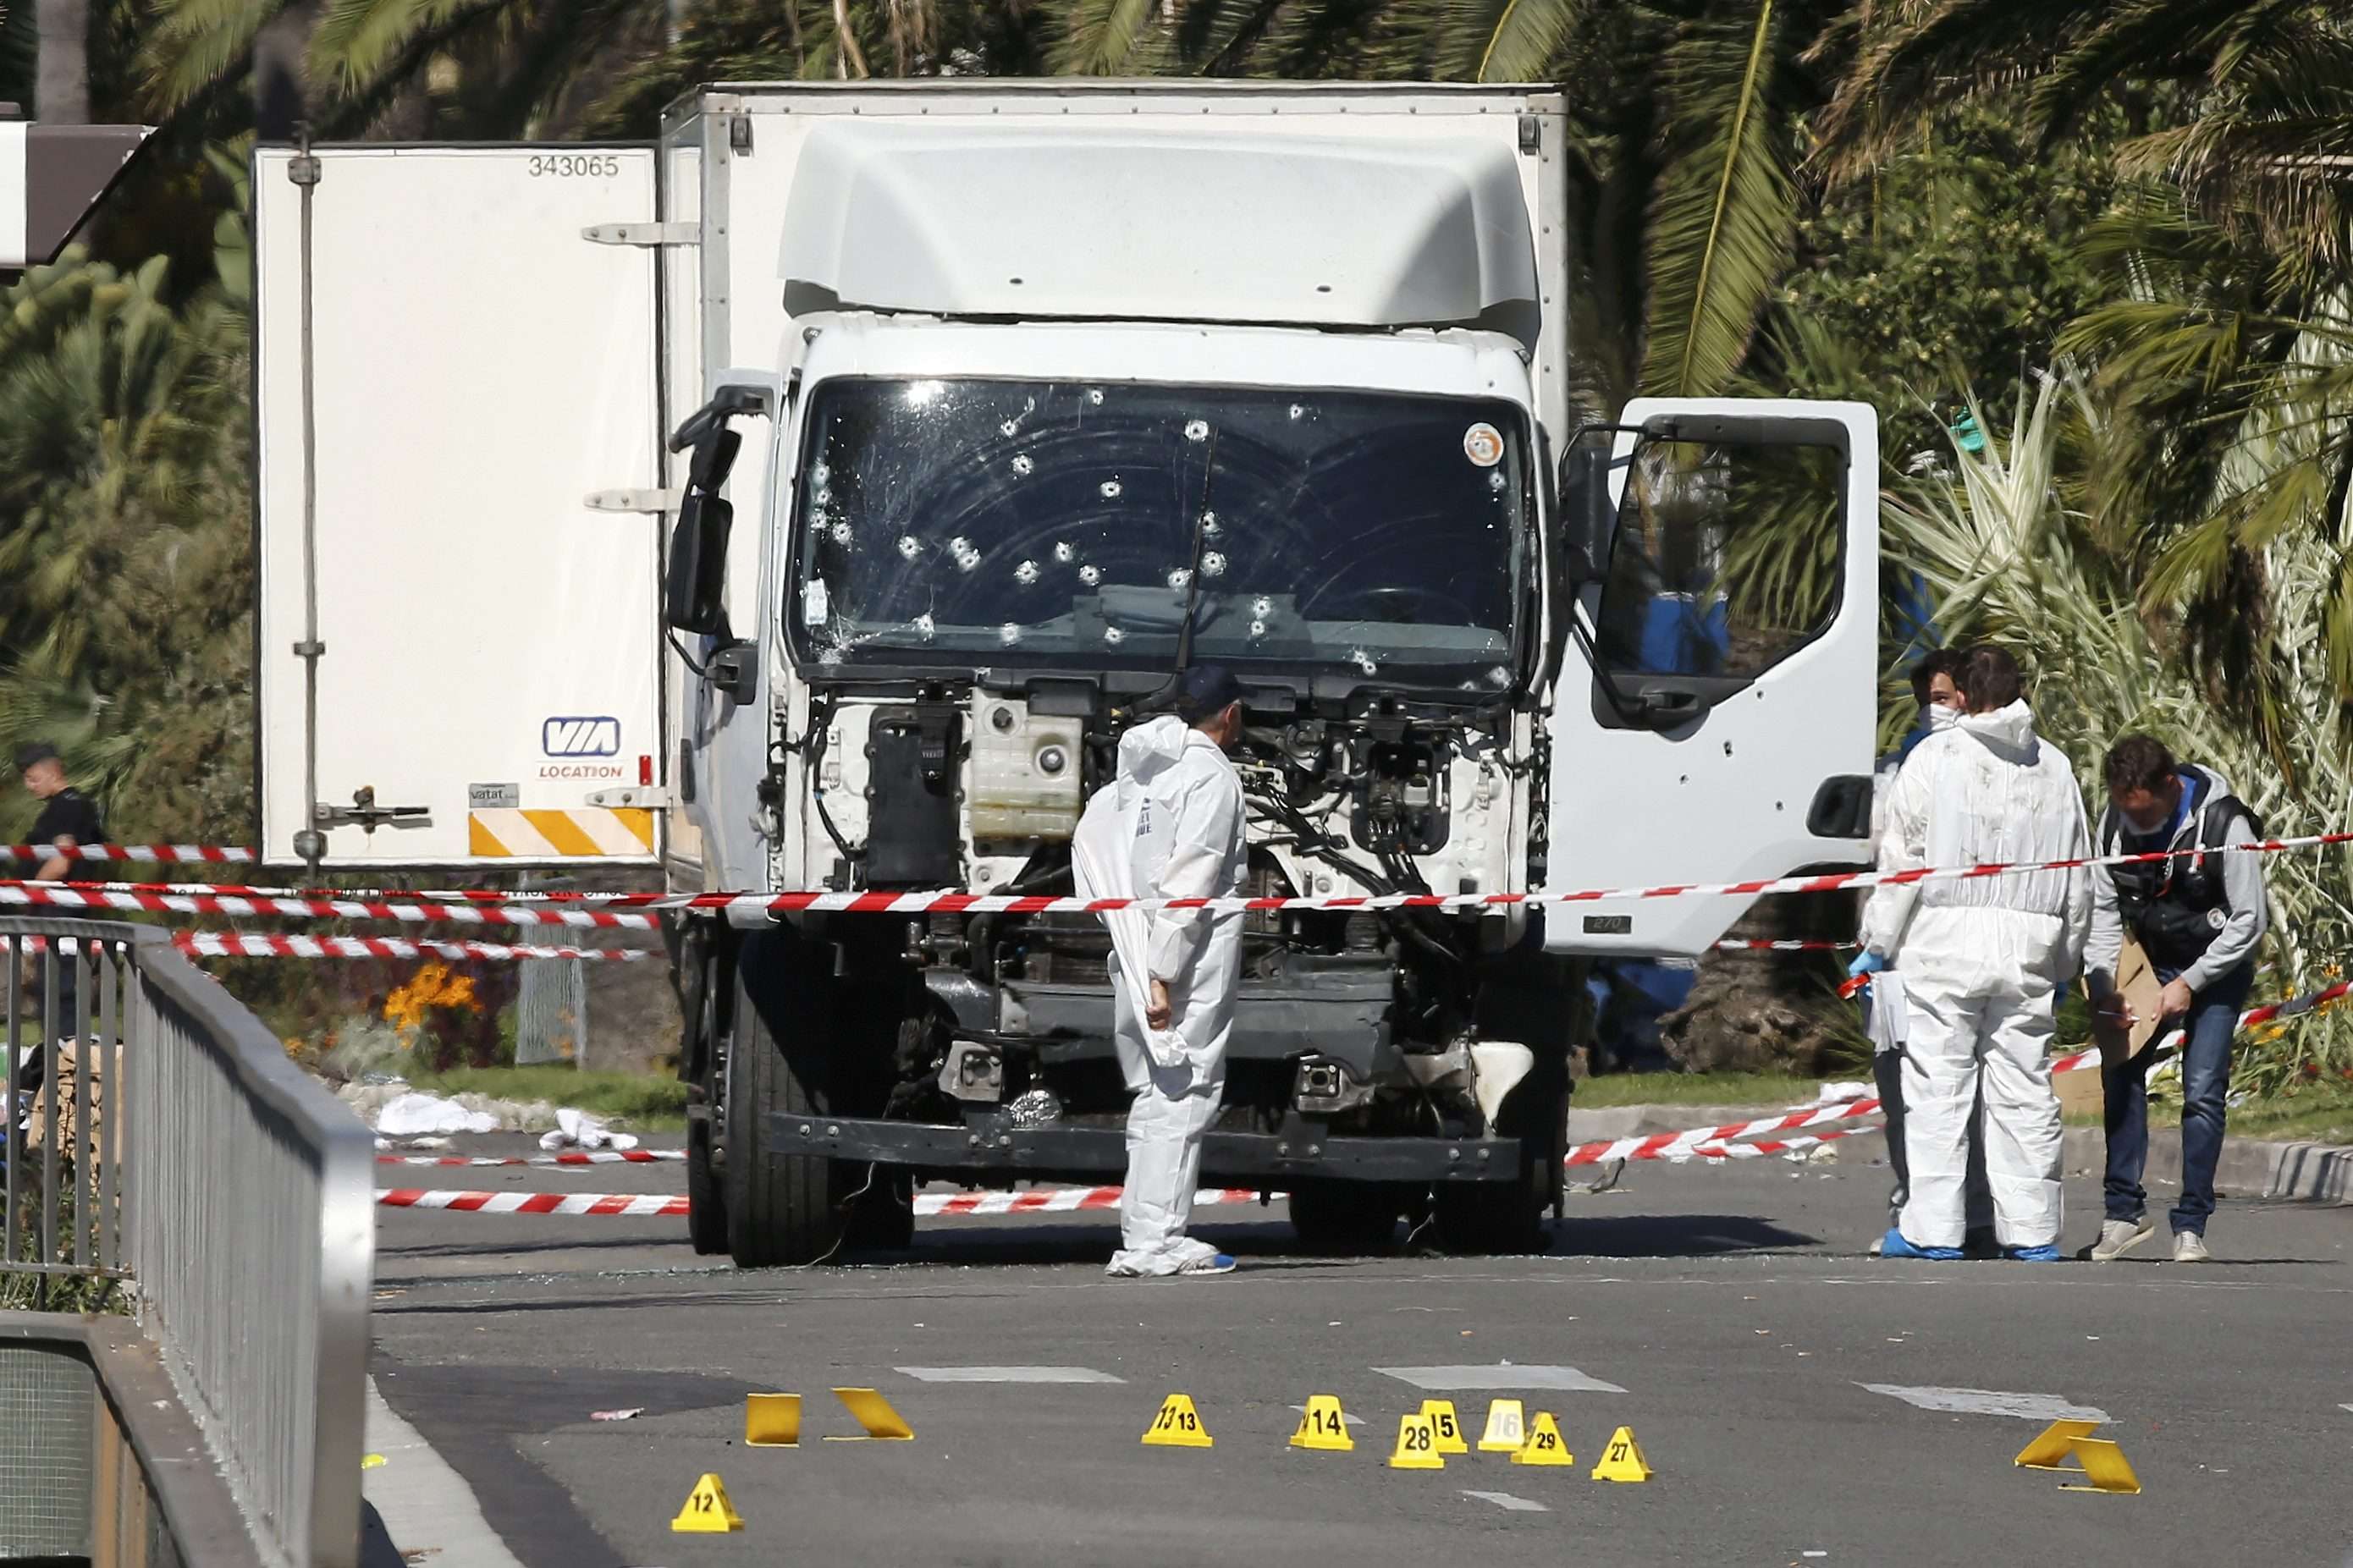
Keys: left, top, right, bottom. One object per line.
{"left": 724, "top": 930, "right": 864, "bottom": 1268}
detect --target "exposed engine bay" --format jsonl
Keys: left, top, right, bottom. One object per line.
{"left": 759, "top": 678, "right": 1571, "bottom": 1182}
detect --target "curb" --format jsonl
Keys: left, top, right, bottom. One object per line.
{"left": 1574, "top": 1100, "right": 2351, "bottom": 1206}
{"left": 2061, "top": 1125, "right": 2352, "bottom": 1205}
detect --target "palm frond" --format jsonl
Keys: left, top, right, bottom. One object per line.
{"left": 1428, "top": 0, "right": 1578, "bottom": 84}
{"left": 1636, "top": 2, "right": 1799, "bottom": 399}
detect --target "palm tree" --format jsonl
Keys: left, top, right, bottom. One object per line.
{"left": 1818, "top": 1, "right": 2353, "bottom": 737}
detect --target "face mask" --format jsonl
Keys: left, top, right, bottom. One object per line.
{"left": 1926, "top": 703, "right": 1964, "bottom": 731}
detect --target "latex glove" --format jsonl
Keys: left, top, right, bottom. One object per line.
{"left": 1846, "top": 950, "right": 1887, "bottom": 979}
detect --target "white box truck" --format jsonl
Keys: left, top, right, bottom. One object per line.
{"left": 251, "top": 80, "right": 1881, "bottom": 1265}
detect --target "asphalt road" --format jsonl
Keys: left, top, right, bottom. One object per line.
{"left": 366, "top": 1130, "right": 2353, "bottom": 1568}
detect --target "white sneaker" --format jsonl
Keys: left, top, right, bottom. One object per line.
{"left": 2172, "top": 1231, "right": 2211, "bottom": 1264}
{"left": 2089, "top": 1217, "right": 2154, "bottom": 1262}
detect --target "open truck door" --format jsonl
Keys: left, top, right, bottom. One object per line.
{"left": 1541, "top": 399, "right": 1880, "bottom": 956}
{"left": 252, "top": 145, "right": 666, "bottom": 868}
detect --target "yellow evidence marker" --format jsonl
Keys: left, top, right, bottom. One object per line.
{"left": 670, "top": 1474, "right": 745, "bottom": 1534}
{"left": 1419, "top": 1400, "right": 1469, "bottom": 1455}
{"left": 1476, "top": 1399, "right": 1526, "bottom": 1453}
{"left": 1291, "top": 1395, "right": 1355, "bottom": 1452}
{"left": 2015, "top": 1419, "right": 2141, "bottom": 1495}
{"left": 1143, "top": 1393, "right": 1214, "bottom": 1449}
{"left": 1590, "top": 1425, "right": 1653, "bottom": 1483}
{"left": 1510, "top": 1412, "right": 1574, "bottom": 1468}
{"left": 744, "top": 1393, "right": 801, "bottom": 1447}
{"left": 1388, "top": 1411, "right": 1446, "bottom": 1470}
{"left": 829, "top": 1388, "right": 915, "bottom": 1441}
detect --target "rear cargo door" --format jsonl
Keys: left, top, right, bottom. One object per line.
{"left": 1541, "top": 399, "right": 1881, "bottom": 955}
{"left": 253, "top": 146, "right": 664, "bottom": 867}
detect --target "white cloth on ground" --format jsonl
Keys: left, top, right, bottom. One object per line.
{"left": 1862, "top": 701, "right": 2091, "bottom": 1251}
{"left": 538, "top": 1108, "right": 640, "bottom": 1153}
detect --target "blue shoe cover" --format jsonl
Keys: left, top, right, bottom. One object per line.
{"left": 1879, "top": 1227, "right": 1963, "bottom": 1261}
{"left": 2006, "top": 1244, "right": 2062, "bottom": 1263}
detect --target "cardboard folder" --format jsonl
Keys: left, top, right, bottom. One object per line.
{"left": 2086, "top": 938, "right": 2164, "bottom": 1062}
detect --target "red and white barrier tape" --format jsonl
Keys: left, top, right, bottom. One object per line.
{"left": 378, "top": 1148, "right": 685, "bottom": 1168}
{"left": 373, "top": 1185, "right": 1261, "bottom": 1219}
{"left": 620, "top": 828, "right": 2353, "bottom": 920}
{"left": 1564, "top": 1094, "right": 1885, "bottom": 1167}
{"left": 0, "top": 881, "right": 656, "bottom": 930}
{"left": 175, "top": 933, "right": 651, "bottom": 963}
{"left": 1714, "top": 939, "right": 1854, "bottom": 951}
{"left": 377, "top": 1188, "right": 692, "bottom": 1218}
{"left": 0, "top": 844, "right": 255, "bottom": 864}
{"left": 9, "top": 830, "right": 2349, "bottom": 927}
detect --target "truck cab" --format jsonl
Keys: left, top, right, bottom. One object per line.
{"left": 250, "top": 82, "right": 1880, "bottom": 1268}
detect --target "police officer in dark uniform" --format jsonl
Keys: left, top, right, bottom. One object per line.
{"left": 2083, "top": 734, "right": 2266, "bottom": 1263}
{"left": 14, "top": 743, "right": 107, "bottom": 1041}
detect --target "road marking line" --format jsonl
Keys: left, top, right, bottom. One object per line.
{"left": 364, "top": 1378, "right": 527, "bottom": 1568}
{"left": 1462, "top": 1490, "right": 1549, "bottom": 1513}
{"left": 1376, "top": 1364, "right": 1628, "bottom": 1394}
{"left": 1858, "top": 1384, "right": 2108, "bottom": 1422}
{"left": 893, "top": 1366, "right": 1125, "bottom": 1384}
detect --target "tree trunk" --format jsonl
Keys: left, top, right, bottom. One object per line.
{"left": 34, "top": 0, "right": 90, "bottom": 124}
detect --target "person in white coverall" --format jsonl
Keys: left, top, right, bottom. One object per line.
{"left": 1072, "top": 665, "right": 1249, "bottom": 1278}
{"left": 1857, "top": 645, "right": 2091, "bottom": 1262}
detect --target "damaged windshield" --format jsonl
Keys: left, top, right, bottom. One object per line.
{"left": 788, "top": 377, "right": 1529, "bottom": 690}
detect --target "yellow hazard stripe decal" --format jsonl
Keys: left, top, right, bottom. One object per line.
{"left": 466, "top": 809, "right": 655, "bottom": 859}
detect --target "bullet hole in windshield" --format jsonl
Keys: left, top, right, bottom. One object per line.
{"left": 1200, "top": 511, "right": 1221, "bottom": 538}
{"left": 1099, "top": 479, "right": 1123, "bottom": 500}
{"left": 1488, "top": 470, "right": 1507, "bottom": 492}
{"left": 1288, "top": 404, "right": 1305, "bottom": 421}
{"left": 1011, "top": 454, "right": 1034, "bottom": 476}
{"left": 998, "top": 623, "right": 1022, "bottom": 646}
{"left": 813, "top": 486, "right": 832, "bottom": 506}
{"left": 912, "top": 613, "right": 935, "bottom": 641}
{"left": 1249, "top": 619, "right": 1268, "bottom": 639}
{"left": 1167, "top": 568, "right": 1193, "bottom": 591}
{"left": 1104, "top": 626, "right": 1126, "bottom": 646}
{"left": 1000, "top": 419, "right": 1021, "bottom": 437}
{"left": 1086, "top": 388, "right": 1105, "bottom": 406}
{"left": 829, "top": 521, "right": 853, "bottom": 546}
{"left": 1053, "top": 542, "right": 1076, "bottom": 563}
{"left": 1487, "top": 665, "right": 1511, "bottom": 687}
{"left": 897, "top": 535, "right": 923, "bottom": 560}
{"left": 1201, "top": 552, "right": 1227, "bottom": 579}
{"left": 1078, "top": 565, "right": 1103, "bottom": 586}
{"left": 1015, "top": 559, "right": 1040, "bottom": 585}
{"left": 810, "top": 465, "right": 829, "bottom": 487}
{"left": 951, "top": 537, "right": 983, "bottom": 572}
{"left": 1350, "top": 649, "right": 1379, "bottom": 675}
{"left": 1184, "top": 420, "right": 1210, "bottom": 443}
{"left": 1252, "top": 597, "right": 1274, "bottom": 617}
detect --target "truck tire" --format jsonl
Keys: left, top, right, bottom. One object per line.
{"left": 725, "top": 930, "right": 862, "bottom": 1268}
{"left": 1288, "top": 1181, "right": 1403, "bottom": 1255}
{"left": 1434, "top": 1064, "right": 1570, "bottom": 1255}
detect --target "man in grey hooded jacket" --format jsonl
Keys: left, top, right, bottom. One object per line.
{"left": 2084, "top": 734, "right": 2267, "bottom": 1263}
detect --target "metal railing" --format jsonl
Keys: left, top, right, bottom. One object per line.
{"left": 1, "top": 916, "right": 372, "bottom": 1568}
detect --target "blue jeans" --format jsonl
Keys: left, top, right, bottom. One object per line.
{"left": 2102, "top": 962, "right": 2252, "bottom": 1235}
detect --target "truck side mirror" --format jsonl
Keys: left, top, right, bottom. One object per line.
{"left": 664, "top": 492, "right": 733, "bottom": 635}
{"left": 1559, "top": 443, "right": 1617, "bottom": 584}
{"left": 688, "top": 427, "right": 741, "bottom": 492}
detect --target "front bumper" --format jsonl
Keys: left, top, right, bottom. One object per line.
{"left": 768, "top": 1111, "right": 1522, "bottom": 1184}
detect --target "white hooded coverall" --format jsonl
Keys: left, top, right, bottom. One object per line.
{"left": 1859, "top": 701, "right": 2091, "bottom": 1251}
{"left": 1071, "top": 715, "right": 1247, "bottom": 1275}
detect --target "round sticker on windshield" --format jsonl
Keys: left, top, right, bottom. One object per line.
{"left": 1463, "top": 422, "right": 1505, "bottom": 468}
